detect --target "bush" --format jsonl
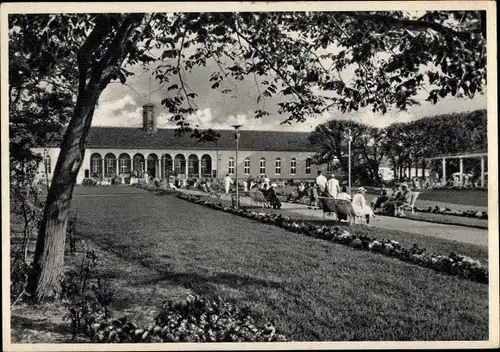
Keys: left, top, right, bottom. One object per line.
{"left": 92, "top": 294, "right": 287, "bottom": 343}
{"left": 62, "top": 248, "right": 114, "bottom": 339}
{"left": 82, "top": 178, "right": 97, "bottom": 187}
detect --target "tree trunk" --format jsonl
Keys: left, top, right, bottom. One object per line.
{"left": 26, "top": 14, "right": 149, "bottom": 301}
{"left": 27, "top": 103, "right": 96, "bottom": 301}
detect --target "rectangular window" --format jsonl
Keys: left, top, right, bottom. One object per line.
{"left": 291, "top": 158, "right": 297, "bottom": 175}
{"left": 228, "top": 158, "right": 235, "bottom": 175}
{"left": 174, "top": 160, "right": 182, "bottom": 174}
{"left": 92, "top": 160, "right": 100, "bottom": 175}
{"left": 306, "top": 159, "right": 311, "bottom": 175}
{"left": 327, "top": 161, "right": 335, "bottom": 173}
{"left": 188, "top": 162, "right": 195, "bottom": 175}
{"left": 44, "top": 157, "right": 52, "bottom": 174}
{"left": 275, "top": 159, "right": 281, "bottom": 175}
{"left": 260, "top": 159, "right": 266, "bottom": 175}
{"left": 119, "top": 159, "right": 128, "bottom": 173}
{"left": 244, "top": 158, "right": 250, "bottom": 175}
{"left": 106, "top": 159, "right": 114, "bottom": 176}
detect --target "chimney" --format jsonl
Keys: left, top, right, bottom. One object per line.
{"left": 143, "top": 103, "right": 157, "bottom": 133}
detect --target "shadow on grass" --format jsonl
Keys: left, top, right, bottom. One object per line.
{"left": 132, "top": 270, "right": 287, "bottom": 298}
{"left": 11, "top": 315, "right": 76, "bottom": 343}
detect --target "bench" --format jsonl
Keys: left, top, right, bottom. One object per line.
{"left": 317, "top": 197, "right": 357, "bottom": 225}
{"left": 249, "top": 190, "right": 269, "bottom": 208}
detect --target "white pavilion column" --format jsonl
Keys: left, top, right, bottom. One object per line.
{"left": 101, "top": 158, "right": 105, "bottom": 179}
{"left": 185, "top": 158, "right": 188, "bottom": 178}
{"left": 480, "top": 156, "right": 485, "bottom": 188}
{"left": 198, "top": 157, "right": 202, "bottom": 179}
{"left": 160, "top": 158, "right": 163, "bottom": 179}
{"left": 459, "top": 157, "right": 464, "bottom": 187}
{"left": 115, "top": 158, "right": 119, "bottom": 177}
{"left": 442, "top": 157, "right": 446, "bottom": 183}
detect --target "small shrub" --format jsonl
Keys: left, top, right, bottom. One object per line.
{"left": 62, "top": 247, "right": 114, "bottom": 339}
{"left": 10, "top": 254, "right": 32, "bottom": 304}
{"left": 82, "top": 178, "right": 97, "bottom": 187}
{"left": 92, "top": 294, "right": 287, "bottom": 343}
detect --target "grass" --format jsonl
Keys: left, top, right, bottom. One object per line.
{"left": 10, "top": 186, "right": 488, "bottom": 342}
{"left": 191, "top": 194, "right": 489, "bottom": 265}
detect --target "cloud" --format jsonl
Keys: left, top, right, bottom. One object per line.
{"left": 93, "top": 94, "right": 143, "bottom": 127}
{"left": 91, "top": 59, "right": 487, "bottom": 131}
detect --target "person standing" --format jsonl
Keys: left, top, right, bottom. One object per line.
{"left": 263, "top": 174, "right": 270, "bottom": 189}
{"left": 224, "top": 174, "right": 233, "bottom": 194}
{"left": 316, "top": 170, "right": 327, "bottom": 195}
{"left": 326, "top": 173, "right": 340, "bottom": 198}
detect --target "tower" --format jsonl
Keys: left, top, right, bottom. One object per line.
{"left": 143, "top": 103, "right": 157, "bottom": 134}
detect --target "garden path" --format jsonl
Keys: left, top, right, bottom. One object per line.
{"left": 180, "top": 189, "right": 489, "bottom": 248}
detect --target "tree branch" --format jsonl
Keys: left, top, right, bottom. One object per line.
{"left": 77, "top": 15, "right": 111, "bottom": 94}
{"left": 344, "top": 12, "right": 476, "bottom": 41}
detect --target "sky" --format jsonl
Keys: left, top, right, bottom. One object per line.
{"left": 92, "top": 27, "right": 487, "bottom": 132}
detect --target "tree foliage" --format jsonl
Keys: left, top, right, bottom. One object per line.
{"left": 148, "top": 11, "right": 486, "bottom": 130}
{"left": 310, "top": 109, "right": 487, "bottom": 183}
{"left": 308, "top": 120, "right": 386, "bottom": 184}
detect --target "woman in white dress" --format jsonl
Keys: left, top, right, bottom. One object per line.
{"left": 351, "top": 187, "right": 375, "bottom": 224}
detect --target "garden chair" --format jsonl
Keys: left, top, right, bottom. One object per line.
{"left": 318, "top": 197, "right": 356, "bottom": 225}
{"left": 396, "top": 191, "right": 420, "bottom": 216}
{"left": 249, "top": 190, "right": 269, "bottom": 208}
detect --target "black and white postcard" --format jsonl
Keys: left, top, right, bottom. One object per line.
{"left": 1, "top": 1, "right": 498, "bottom": 351}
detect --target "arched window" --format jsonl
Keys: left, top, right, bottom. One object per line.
{"left": 104, "top": 153, "right": 117, "bottom": 177}
{"left": 259, "top": 158, "right": 266, "bottom": 175}
{"left": 162, "top": 154, "right": 173, "bottom": 178}
{"left": 44, "top": 155, "right": 52, "bottom": 174}
{"left": 133, "top": 153, "right": 145, "bottom": 177}
{"left": 91, "top": 153, "right": 102, "bottom": 177}
{"left": 188, "top": 154, "right": 199, "bottom": 177}
{"left": 275, "top": 158, "right": 281, "bottom": 175}
{"left": 228, "top": 157, "right": 235, "bottom": 175}
{"left": 118, "top": 153, "right": 131, "bottom": 174}
{"left": 244, "top": 158, "right": 250, "bottom": 175}
{"left": 147, "top": 153, "right": 159, "bottom": 178}
{"left": 290, "top": 158, "right": 297, "bottom": 175}
{"left": 201, "top": 154, "right": 212, "bottom": 177}
{"left": 305, "top": 158, "right": 312, "bottom": 175}
{"left": 174, "top": 154, "right": 186, "bottom": 174}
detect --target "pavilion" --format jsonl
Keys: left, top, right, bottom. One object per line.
{"left": 427, "top": 150, "right": 488, "bottom": 187}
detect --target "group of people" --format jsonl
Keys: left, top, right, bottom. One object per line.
{"left": 223, "top": 174, "right": 282, "bottom": 209}
{"left": 286, "top": 171, "right": 376, "bottom": 224}
{"left": 370, "top": 183, "right": 413, "bottom": 216}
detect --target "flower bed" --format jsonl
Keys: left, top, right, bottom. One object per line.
{"left": 412, "top": 206, "right": 488, "bottom": 220}
{"left": 175, "top": 193, "right": 488, "bottom": 285}
{"left": 92, "top": 294, "right": 286, "bottom": 343}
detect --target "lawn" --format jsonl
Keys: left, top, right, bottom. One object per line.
{"left": 11, "top": 186, "right": 489, "bottom": 342}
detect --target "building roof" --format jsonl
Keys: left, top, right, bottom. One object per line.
{"left": 43, "top": 127, "right": 319, "bottom": 152}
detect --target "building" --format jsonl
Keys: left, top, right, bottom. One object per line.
{"left": 34, "top": 104, "right": 329, "bottom": 185}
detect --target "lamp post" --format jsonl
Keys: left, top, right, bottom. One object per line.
{"left": 346, "top": 128, "right": 352, "bottom": 197}
{"left": 231, "top": 125, "right": 242, "bottom": 208}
